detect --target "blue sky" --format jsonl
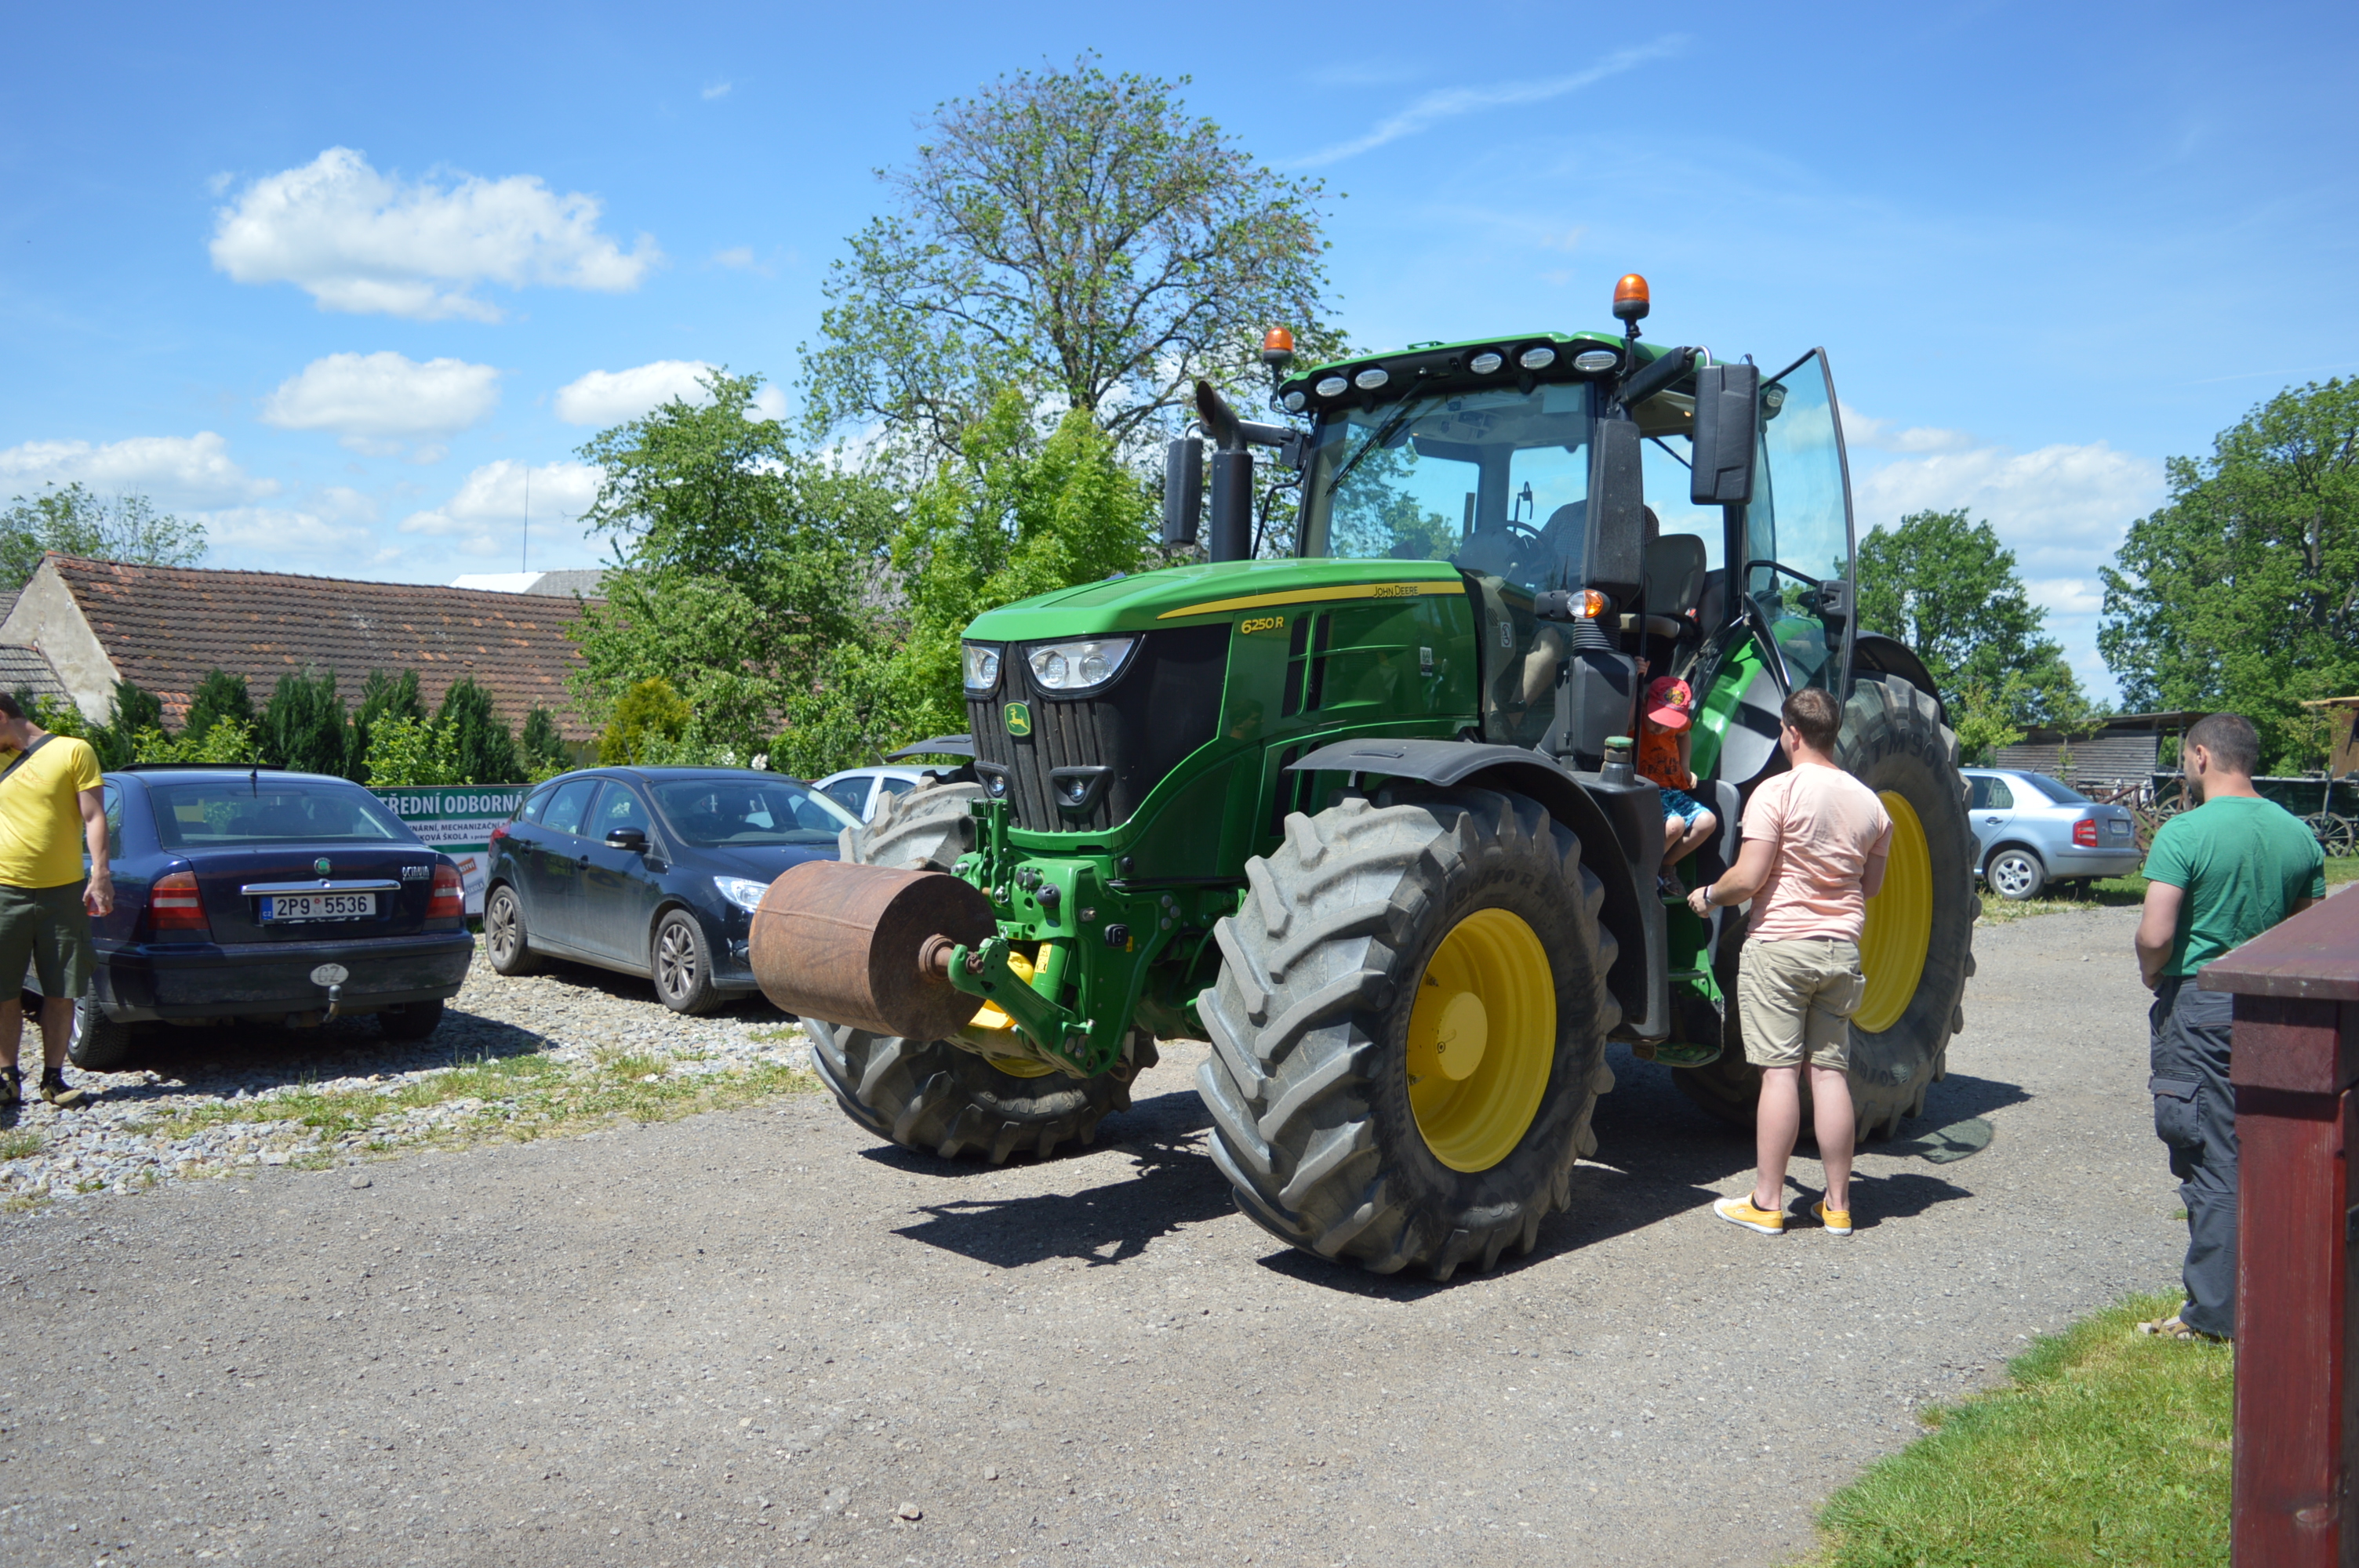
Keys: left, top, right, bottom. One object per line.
{"left": 4, "top": 2, "right": 2354, "bottom": 699}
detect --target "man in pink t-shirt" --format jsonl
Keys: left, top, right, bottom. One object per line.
{"left": 1685, "top": 685, "right": 1892, "bottom": 1236}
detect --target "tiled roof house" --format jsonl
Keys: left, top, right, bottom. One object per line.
{"left": 0, "top": 555, "right": 601, "bottom": 739}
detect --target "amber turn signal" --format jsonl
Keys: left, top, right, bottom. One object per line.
{"left": 1613, "top": 274, "right": 1650, "bottom": 321}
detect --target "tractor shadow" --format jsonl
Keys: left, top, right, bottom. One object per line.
{"left": 885, "top": 1088, "right": 1231, "bottom": 1269}
{"left": 1252, "top": 1047, "right": 2028, "bottom": 1298}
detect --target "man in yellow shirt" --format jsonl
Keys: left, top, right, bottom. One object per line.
{"left": 0, "top": 694, "right": 112, "bottom": 1107}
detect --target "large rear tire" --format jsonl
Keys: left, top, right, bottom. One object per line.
{"left": 805, "top": 779, "right": 1139, "bottom": 1162}
{"left": 1674, "top": 673, "right": 1976, "bottom": 1142}
{"left": 1195, "top": 787, "right": 1619, "bottom": 1280}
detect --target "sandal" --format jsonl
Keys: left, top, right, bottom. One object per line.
{"left": 2135, "top": 1313, "right": 2223, "bottom": 1342}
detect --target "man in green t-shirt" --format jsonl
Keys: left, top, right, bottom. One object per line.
{"left": 2132, "top": 712, "right": 2324, "bottom": 1341}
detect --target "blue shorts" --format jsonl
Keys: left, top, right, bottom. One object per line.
{"left": 1659, "top": 787, "right": 1710, "bottom": 826}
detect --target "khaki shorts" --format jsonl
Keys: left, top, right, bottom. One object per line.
{"left": 0, "top": 882, "right": 94, "bottom": 1003}
{"left": 1737, "top": 937, "right": 1864, "bottom": 1070}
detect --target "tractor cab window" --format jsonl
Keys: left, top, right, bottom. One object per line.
{"left": 1297, "top": 384, "right": 1596, "bottom": 596}
{"left": 1746, "top": 350, "right": 1854, "bottom": 692}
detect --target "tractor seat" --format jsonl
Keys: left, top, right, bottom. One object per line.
{"left": 1619, "top": 532, "right": 1708, "bottom": 643}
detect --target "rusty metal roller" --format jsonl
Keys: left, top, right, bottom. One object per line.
{"left": 748, "top": 860, "right": 996, "bottom": 1041}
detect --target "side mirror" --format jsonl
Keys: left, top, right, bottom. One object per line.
{"left": 605, "top": 826, "right": 648, "bottom": 852}
{"left": 1161, "top": 437, "right": 1204, "bottom": 547}
{"left": 1583, "top": 416, "right": 1645, "bottom": 603}
{"left": 1691, "top": 364, "right": 1759, "bottom": 506}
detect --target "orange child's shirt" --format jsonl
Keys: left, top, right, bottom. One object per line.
{"left": 1637, "top": 722, "right": 1694, "bottom": 792}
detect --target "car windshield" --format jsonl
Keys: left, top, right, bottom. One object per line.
{"left": 1294, "top": 378, "right": 1721, "bottom": 595}
{"left": 649, "top": 778, "right": 857, "bottom": 847}
{"left": 2019, "top": 772, "right": 2092, "bottom": 805}
{"left": 148, "top": 779, "right": 415, "bottom": 848}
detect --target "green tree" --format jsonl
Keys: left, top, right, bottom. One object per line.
{"left": 1856, "top": 509, "right": 2094, "bottom": 759}
{"left": 362, "top": 717, "right": 460, "bottom": 786}
{"left": 0, "top": 481, "right": 209, "bottom": 588}
{"left": 258, "top": 670, "right": 347, "bottom": 776}
{"left": 518, "top": 706, "right": 570, "bottom": 781}
{"left": 800, "top": 56, "right": 1340, "bottom": 463}
{"left": 2100, "top": 378, "right": 2359, "bottom": 770}
{"left": 87, "top": 679, "right": 165, "bottom": 771}
{"left": 434, "top": 677, "right": 519, "bottom": 785}
{"left": 345, "top": 669, "right": 427, "bottom": 781}
{"left": 570, "top": 371, "right": 895, "bottom": 760}
{"left": 133, "top": 718, "right": 260, "bottom": 766}
{"left": 598, "top": 678, "right": 692, "bottom": 765}
{"left": 183, "top": 670, "right": 254, "bottom": 742}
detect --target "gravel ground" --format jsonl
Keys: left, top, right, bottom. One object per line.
{"left": 0, "top": 905, "right": 2183, "bottom": 1567}
{"left": 0, "top": 948, "right": 811, "bottom": 1203}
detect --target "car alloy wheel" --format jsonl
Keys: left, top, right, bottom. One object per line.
{"left": 652, "top": 911, "right": 719, "bottom": 1014}
{"left": 1987, "top": 848, "right": 2045, "bottom": 902}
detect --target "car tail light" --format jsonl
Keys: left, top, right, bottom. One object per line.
{"left": 150, "top": 870, "right": 206, "bottom": 931}
{"left": 428, "top": 864, "right": 465, "bottom": 919}
{"left": 488, "top": 823, "right": 510, "bottom": 848}
{"left": 2073, "top": 818, "right": 2099, "bottom": 848}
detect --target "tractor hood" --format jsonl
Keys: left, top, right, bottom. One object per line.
{"left": 964, "top": 556, "right": 1467, "bottom": 643}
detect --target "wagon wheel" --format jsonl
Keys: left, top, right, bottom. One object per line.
{"left": 2303, "top": 811, "right": 2357, "bottom": 858}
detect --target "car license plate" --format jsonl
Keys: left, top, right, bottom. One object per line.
{"left": 2107, "top": 820, "right": 2132, "bottom": 837}
{"left": 260, "top": 892, "right": 376, "bottom": 922}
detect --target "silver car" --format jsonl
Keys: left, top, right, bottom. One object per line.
{"left": 1962, "top": 768, "right": 2143, "bottom": 899}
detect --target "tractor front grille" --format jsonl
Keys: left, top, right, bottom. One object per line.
{"left": 967, "top": 625, "right": 1229, "bottom": 833}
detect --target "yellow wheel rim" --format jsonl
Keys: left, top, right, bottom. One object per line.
{"left": 1406, "top": 908, "right": 1556, "bottom": 1173}
{"left": 958, "top": 948, "right": 1059, "bottom": 1076}
{"left": 1855, "top": 789, "right": 1932, "bottom": 1033}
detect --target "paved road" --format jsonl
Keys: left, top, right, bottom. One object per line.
{"left": 0, "top": 905, "right": 2180, "bottom": 1567}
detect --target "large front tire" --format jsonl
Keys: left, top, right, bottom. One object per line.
{"left": 1196, "top": 788, "right": 1620, "bottom": 1280}
{"left": 1675, "top": 672, "right": 1977, "bottom": 1141}
{"left": 805, "top": 779, "right": 1139, "bottom": 1162}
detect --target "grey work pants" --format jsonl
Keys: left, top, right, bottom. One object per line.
{"left": 2148, "top": 978, "right": 2237, "bottom": 1338}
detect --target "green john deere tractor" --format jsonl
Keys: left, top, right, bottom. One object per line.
{"left": 751, "top": 275, "right": 1976, "bottom": 1280}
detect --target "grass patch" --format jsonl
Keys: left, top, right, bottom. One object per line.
{"left": 0, "top": 1128, "right": 42, "bottom": 1160}
{"left": 1809, "top": 1291, "right": 2228, "bottom": 1567}
{"left": 153, "top": 1045, "right": 821, "bottom": 1157}
{"left": 1979, "top": 853, "right": 2357, "bottom": 924}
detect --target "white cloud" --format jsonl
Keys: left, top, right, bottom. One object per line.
{"left": 260, "top": 351, "right": 501, "bottom": 453}
{"left": 1838, "top": 404, "right": 1976, "bottom": 456}
{"left": 702, "top": 81, "right": 732, "bottom": 100}
{"left": 198, "top": 506, "right": 376, "bottom": 555}
{"left": 554, "top": 360, "right": 718, "bottom": 426}
{"left": 397, "top": 460, "right": 603, "bottom": 557}
{"left": 1854, "top": 436, "right": 2166, "bottom": 699}
{"left": 209, "top": 147, "right": 660, "bottom": 322}
{"left": 0, "top": 431, "right": 276, "bottom": 508}
{"left": 713, "top": 245, "right": 756, "bottom": 269}
{"left": 1290, "top": 38, "right": 1684, "bottom": 167}
{"left": 553, "top": 361, "right": 783, "bottom": 426}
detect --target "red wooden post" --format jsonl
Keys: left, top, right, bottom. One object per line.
{"left": 2202, "top": 891, "right": 2359, "bottom": 1566}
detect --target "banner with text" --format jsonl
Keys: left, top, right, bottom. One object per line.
{"left": 369, "top": 786, "right": 529, "bottom": 916}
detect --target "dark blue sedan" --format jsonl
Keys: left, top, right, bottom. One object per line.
{"left": 68, "top": 766, "right": 474, "bottom": 1069}
{"left": 482, "top": 768, "right": 852, "bottom": 1013}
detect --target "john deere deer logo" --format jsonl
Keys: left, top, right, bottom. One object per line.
{"left": 1004, "top": 702, "right": 1032, "bottom": 738}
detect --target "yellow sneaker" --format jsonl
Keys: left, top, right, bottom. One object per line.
{"left": 1814, "top": 1200, "right": 1852, "bottom": 1236}
{"left": 1714, "top": 1196, "right": 1785, "bottom": 1235}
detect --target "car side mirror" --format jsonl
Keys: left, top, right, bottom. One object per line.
{"left": 1690, "top": 363, "right": 1758, "bottom": 507}
{"left": 1161, "top": 437, "right": 1203, "bottom": 547}
{"left": 605, "top": 826, "right": 648, "bottom": 852}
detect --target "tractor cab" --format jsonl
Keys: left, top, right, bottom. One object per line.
{"left": 1281, "top": 315, "right": 1858, "bottom": 782}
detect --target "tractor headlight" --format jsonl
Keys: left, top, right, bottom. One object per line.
{"left": 1282, "top": 389, "right": 1307, "bottom": 412}
{"left": 1025, "top": 637, "right": 1138, "bottom": 696}
{"left": 1468, "top": 350, "right": 1505, "bottom": 375}
{"left": 1519, "top": 345, "right": 1558, "bottom": 371}
{"left": 1314, "top": 375, "right": 1349, "bottom": 398}
{"left": 962, "top": 643, "right": 1002, "bottom": 695}
{"left": 1353, "top": 366, "right": 1390, "bottom": 390}
{"left": 1573, "top": 349, "right": 1619, "bottom": 372}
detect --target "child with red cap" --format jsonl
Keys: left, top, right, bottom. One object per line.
{"left": 1637, "top": 674, "right": 1717, "bottom": 895}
